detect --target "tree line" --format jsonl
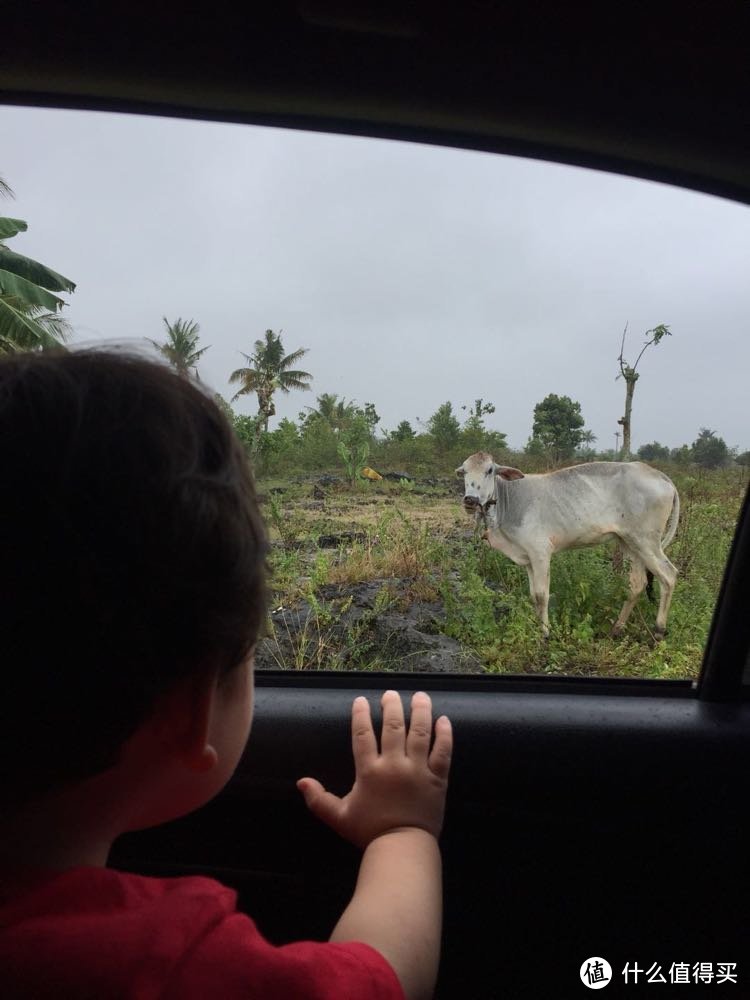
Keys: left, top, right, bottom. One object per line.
{"left": 148, "top": 320, "right": 735, "bottom": 478}
{"left": 2, "top": 177, "right": 742, "bottom": 475}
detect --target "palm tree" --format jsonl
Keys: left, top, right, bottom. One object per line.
{"left": 229, "top": 330, "right": 312, "bottom": 445}
{"left": 0, "top": 176, "right": 75, "bottom": 353}
{"left": 304, "top": 393, "right": 355, "bottom": 433}
{"left": 150, "top": 316, "right": 209, "bottom": 378}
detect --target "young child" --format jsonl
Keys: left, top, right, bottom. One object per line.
{"left": 0, "top": 350, "right": 452, "bottom": 1000}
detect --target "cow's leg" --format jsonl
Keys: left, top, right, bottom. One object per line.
{"left": 624, "top": 539, "right": 678, "bottom": 640}
{"left": 650, "top": 551, "right": 678, "bottom": 639}
{"left": 526, "top": 556, "right": 552, "bottom": 638}
{"left": 611, "top": 550, "right": 648, "bottom": 637}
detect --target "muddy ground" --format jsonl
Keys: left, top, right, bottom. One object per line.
{"left": 255, "top": 473, "right": 484, "bottom": 673}
{"left": 255, "top": 576, "right": 485, "bottom": 673}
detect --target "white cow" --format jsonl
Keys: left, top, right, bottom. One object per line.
{"left": 456, "top": 452, "right": 680, "bottom": 639}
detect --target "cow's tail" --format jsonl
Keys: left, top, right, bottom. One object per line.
{"left": 661, "top": 486, "right": 680, "bottom": 550}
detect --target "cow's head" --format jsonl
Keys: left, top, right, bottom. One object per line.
{"left": 455, "top": 452, "right": 525, "bottom": 515}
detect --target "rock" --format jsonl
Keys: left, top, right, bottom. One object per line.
{"left": 317, "top": 578, "right": 391, "bottom": 607}
{"left": 371, "top": 615, "right": 482, "bottom": 672}
{"left": 317, "top": 531, "right": 367, "bottom": 548}
{"left": 317, "top": 474, "right": 341, "bottom": 487}
{"left": 382, "top": 471, "right": 413, "bottom": 482}
{"left": 269, "top": 538, "right": 309, "bottom": 551}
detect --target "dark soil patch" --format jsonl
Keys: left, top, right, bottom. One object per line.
{"left": 317, "top": 531, "right": 368, "bottom": 548}
{"left": 256, "top": 577, "right": 483, "bottom": 673}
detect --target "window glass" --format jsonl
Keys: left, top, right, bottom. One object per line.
{"left": 3, "top": 106, "right": 749, "bottom": 679}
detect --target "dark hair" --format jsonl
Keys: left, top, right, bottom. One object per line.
{"left": 0, "top": 350, "right": 268, "bottom": 804}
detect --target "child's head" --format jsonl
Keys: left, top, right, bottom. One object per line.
{"left": 0, "top": 350, "right": 268, "bottom": 809}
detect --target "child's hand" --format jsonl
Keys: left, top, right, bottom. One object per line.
{"left": 297, "top": 690, "right": 452, "bottom": 848}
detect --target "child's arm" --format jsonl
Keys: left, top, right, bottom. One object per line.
{"left": 297, "top": 690, "right": 452, "bottom": 1000}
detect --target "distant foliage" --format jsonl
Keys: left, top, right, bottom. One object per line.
{"left": 340, "top": 412, "right": 373, "bottom": 455}
{"left": 361, "top": 402, "right": 380, "bottom": 431}
{"left": 150, "top": 317, "right": 208, "bottom": 378}
{"left": 269, "top": 418, "right": 301, "bottom": 453}
{"left": 529, "top": 393, "right": 587, "bottom": 464}
{"left": 637, "top": 441, "right": 671, "bottom": 462}
{"left": 214, "top": 394, "right": 271, "bottom": 463}
{"left": 301, "top": 394, "right": 379, "bottom": 433}
{"left": 472, "top": 429, "right": 508, "bottom": 455}
{"left": 459, "top": 398, "right": 507, "bottom": 455}
{"left": 391, "top": 420, "right": 416, "bottom": 442}
{"left": 427, "top": 401, "right": 461, "bottom": 452}
{"left": 301, "top": 393, "right": 356, "bottom": 434}
{"left": 670, "top": 444, "right": 693, "bottom": 466}
{"left": 691, "top": 428, "right": 730, "bottom": 469}
{"left": 214, "top": 393, "right": 234, "bottom": 421}
{"left": 234, "top": 414, "right": 260, "bottom": 452}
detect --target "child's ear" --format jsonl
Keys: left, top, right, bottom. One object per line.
{"left": 152, "top": 672, "right": 219, "bottom": 773}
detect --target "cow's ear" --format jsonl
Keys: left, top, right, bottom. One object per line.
{"left": 454, "top": 466, "right": 465, "bottom": 479}
{"left": 495, "top": 465, "right": 524, "bottom": 481}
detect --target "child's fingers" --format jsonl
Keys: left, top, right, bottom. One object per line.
{"left": 351, "top": 695, "right": 377, "bottom": 765}
{"left": 296, "top": 778, "right": 344, "bottom": 829}
{"left": 405, "top": 691, "right": 433, "bottom": 760}
{"left": 428, "top": 715, "right": 453, "bottom": 781}
{"left": 379, "top": 689, "right": 406, "bottom": 756}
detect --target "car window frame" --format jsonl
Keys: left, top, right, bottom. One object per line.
{"left": 2, "top": 98, "right": 748, "bottom": 704}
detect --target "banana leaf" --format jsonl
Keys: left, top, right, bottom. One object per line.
{"left": 0, "top": 268, "right": 66, "bottom": 312}
{"left": 0, "top": 217, "right": 28, "bottom": 240}
{"left": 0, "top": 297, "right": 68, "bottom": 352}
{"left": 0, "top": 246, "right": 76, "bottom": 294}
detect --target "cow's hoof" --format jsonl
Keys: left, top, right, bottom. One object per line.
{"left": 654, "top": 628, "right": 666, "bottom": 643}
{"left": 611, "top": 624, "right": 624, "bottom": 638}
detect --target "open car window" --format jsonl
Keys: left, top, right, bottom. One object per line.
{"left": 3, "top": 105, "right": 749, "bottom": 684}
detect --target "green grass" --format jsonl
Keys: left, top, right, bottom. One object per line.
{"left": 260, "top": 466, "right": 746, "bottom": 678}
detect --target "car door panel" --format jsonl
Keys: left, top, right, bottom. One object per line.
{"left": 112, "top": 684, "right": 750, "bottom": 997}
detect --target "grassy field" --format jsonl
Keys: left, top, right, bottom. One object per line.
{"left": 258, "top": 465, "right": 747, "bottom": 678}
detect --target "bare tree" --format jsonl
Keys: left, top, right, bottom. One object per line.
{"left": 616, "top": 323, "right": 671, "bottom": 457}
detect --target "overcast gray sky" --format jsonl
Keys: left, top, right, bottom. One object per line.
{"left": 3, "top": 105, "right": 749, "bottom": 452}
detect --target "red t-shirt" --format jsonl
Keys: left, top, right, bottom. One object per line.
{"left": 0, "top": 867, "right": 405, "bottom": 1000}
